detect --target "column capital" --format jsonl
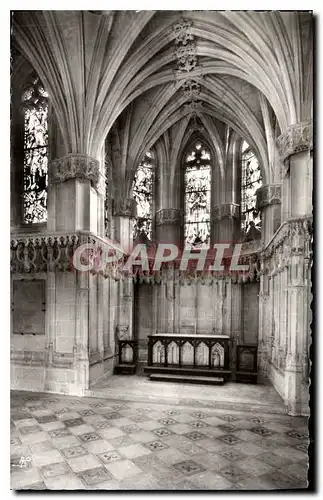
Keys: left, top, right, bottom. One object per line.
{"left": 277, "top": 119, "right": 313, "bottom": 162}
{"left": 112, "top": 198, "right": 137, "bottom": 218}
{"left": 256, "top": 184, "right": 281, "bottom": 210}
{"left": 155, "top": 208, "right": 182, "bottom": 226}
{"left": 211, "top": 203, "right": 240, "bottom": 220}
{"left": 49, "top": 154, "right": 100, "bottom": 190}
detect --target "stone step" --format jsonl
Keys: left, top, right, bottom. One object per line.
{"left": 149, "top": 373, "right": 225, "bottom": 385}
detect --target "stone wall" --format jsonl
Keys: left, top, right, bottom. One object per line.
{"left": 135, "top": 279, "right": 259, "bottom": 362}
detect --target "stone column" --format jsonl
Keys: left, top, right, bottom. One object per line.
{"left": 112, "top": 198, "right": 136, "bottom": 361}
{"left": 276, "top": 120, "right": 313, "bottom": 415}
{"left": 112, "top": 197, "right": 137, "bottom": 254}
{"left": 211, "top": 203, "right": 240, "bottom": 244}
{"left": 155, "top": 208, "right": 182, "bottom": 246}
{"left": 256, "top": 184, "right": 282, "bottom": 246}
{"left": 48, "top": 154, "right": 103, "bottom": 234}
{"left": 277, "top": 120, "right": 313, "bottom": 221}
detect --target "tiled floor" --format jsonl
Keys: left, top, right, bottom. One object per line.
{"left": 11, "top": 387, "right": 309, "bottom": 490}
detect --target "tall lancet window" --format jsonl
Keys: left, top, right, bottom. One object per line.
{"left": 241, "top": 141, "right": 262, "bottom": 231}
{"left": 21, "top": 74, "right": 49, "bottom": 223}
{"left": 184, "top": 141, "right": 211, "bottom": 247}
{"left": 132, "top": 151, "right": 154, "bottom": 240}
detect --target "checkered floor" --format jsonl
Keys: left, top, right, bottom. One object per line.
{"left": 11, "top": 390, "right": 309, "bottom": 490}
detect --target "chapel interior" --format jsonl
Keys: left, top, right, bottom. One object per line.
{"left": 10, "top": 10, "right": 313, "bottom": 491}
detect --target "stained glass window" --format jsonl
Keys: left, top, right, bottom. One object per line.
{"left": 132, "top": 152, "right": 154, "bottom": 240}
{"left": 184, "top": 141, "right": 211, "bottom": 247}
{"left": 241, "top": 141, "right": 262, "bottom": 231}
{"left": 22, "top": 75, "right": 49, "bottom": 223}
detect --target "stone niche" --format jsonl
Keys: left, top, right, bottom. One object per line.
{"left": 12, "top": 279, "right": 45, "bottom": 335}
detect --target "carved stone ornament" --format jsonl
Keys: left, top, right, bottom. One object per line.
{"left": 173, "top": 19, "right": 194, "bottom": 45}
{"left": 277, "top": 120, "right": 313, "bottom": 162}
{"left": 112, "top": 198, "right": 137, "bottom": 218}
{"left": 116, "top": 324, "right": 130, "bottom": 341}
{"left": 10, "top": 232, "right": 104, "bottom": 274}
{"left": 155, "top": 208, "right": 182, "bottom": 226}
{"left": 184, "top": 101, "right": 203, "bottom": 114}
{"left": 211, "top": 203, "right": 240, "bottom": 221}
{"left": 256, "top": 184, "right": 282, "bottom": 210}
{"left": 49, "top": 154, "right": 100, "bottom": 189}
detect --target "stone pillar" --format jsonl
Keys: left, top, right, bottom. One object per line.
{"left": 111, "top": 198, "right": 136, "bottom": 360}
{"left": 75, "top": 264, "right": 90, "bottom": 395}
{"left": 112, "top": 197, "right": 137, "bottom": 254}
{"left": 48, "top": 154, "right": 103, "bottom": 234}
{"left": 211, "top": 203, "right": 240, "bottom": 244}
{"left": 256, "top": 184, "right": 282, "bottom": 246}
{"left": 155, "top": 208, "right": 182, "bottom": 246}
{"left": 277, "top": 120, "right": 313, "bottom": 221}
{"left": 276, "top": 120, "right": 313, "bottom": 415}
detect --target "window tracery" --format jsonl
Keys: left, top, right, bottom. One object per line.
{"left": 21, "top": 74, "right": 49, "bottom": 223}
{"left": 184, "top": 141, "right": 211, "bottom": 247}
{"left": 241, "top": 141, "right": 262, "bottom": 231}
{"left": 132, "top": 152, "right": 154, "bottom": 240}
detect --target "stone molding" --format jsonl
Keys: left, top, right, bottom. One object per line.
{"left": 277, "top": 120, "right": 313, "bottom": 162}
{"left": 112, "top": 198, "right": 137, "bottom": 217}
{"left": 155, "top": 208, "right": 182, "bottom": 226}
{"left": 49, "top": 154, "right": 100, "bottom": 190}
{"left": 211, "top": 203, "right": 240, "bottom": 221}
{"left": 256, "top": 184, "right": 282, "bottom": 210}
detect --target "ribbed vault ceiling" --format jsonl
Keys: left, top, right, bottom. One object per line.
{"left": 11, "top": 10, "right": 312, "bottom": 189}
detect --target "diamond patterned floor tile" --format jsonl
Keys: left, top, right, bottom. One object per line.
{"left": 172, "top": 460, "right": 206, "bottom": 476}
{"left": 40, "top": 461, "right": 70, "bottom": 478}
{"left": 216, "top": 434, "right": 243, "bottom": 445}
{"left": 61, "top": 445, "right": 88, "bottom": 459}
{"left": 144, "top": 440, "right": 169, "bottom": 452}
{"left": 79, "top": 432, "right": 101, "bottom": 443}
{"left": 78, "top": 466, "right": 113, "bottom": 486}
{"left": 153, "top": 427, "right": 174, "bottom": 438}
{"left": 98, "top": 450, "right": 123, "bottom": 464}
{"left": 183, "top": 431, "right": 207, "bottom": 441}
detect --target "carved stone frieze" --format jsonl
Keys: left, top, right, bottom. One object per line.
{"left": 155, "top": 208, "right": 182, "bottom": 226}
{"left": 211, "top": 203, "right": 240, "bottom": 221}
{"left": 112, "top": 197, "right": 137, "bottom": 217}
{"left": 10, "top": 232, "right": 106, "bottom": 274}
{"left": 256, "top": 184, "right": 282, "bottom": 210}
{"left": 49, "top": 154, "right": 100, "bottom": 189}
{"left": 261, "top": 216, "right": 313, "bottom": 277}
{"left": 277, "top": 120, "right": 313, "bottom": 162}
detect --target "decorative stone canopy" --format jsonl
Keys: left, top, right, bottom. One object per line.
{"left": 49, "top": 154, "right": 100, "bottom": 189}
{"left": 211, "top": 203, "right": 240, "bottom": 221}
{"left": 155, "top": 208, "right": 182, "bottom": 226}
{"left": 256, "top": 184, "right": 282, "bottom": 210}
{"left": 277, "top": 120, "right": 313, "bottom": 162}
